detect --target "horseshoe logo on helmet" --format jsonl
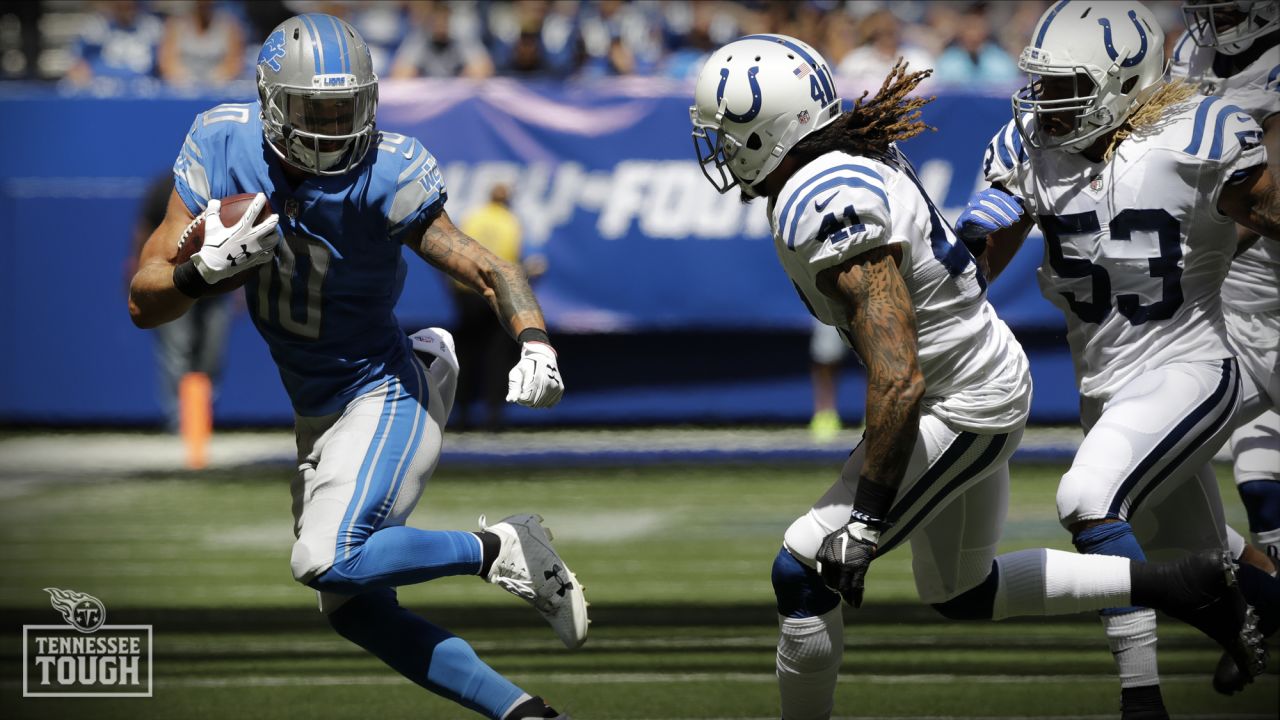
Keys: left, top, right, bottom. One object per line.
{"left": 716, "top": 66, "right": 763, "bottom": 123}
{"left": 1098, "top": 10, "right": 1148, "bottom": 68}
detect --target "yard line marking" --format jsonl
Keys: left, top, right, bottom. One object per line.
{"left": 74, "top": 672, "right": 1258, "bottom": 688}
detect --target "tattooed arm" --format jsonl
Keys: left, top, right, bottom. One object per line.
{"left": 405, "top": 209, "right": 548, "bottom": 337}
{"left": 815, "top": 244, "right": 925, "bottom": 500}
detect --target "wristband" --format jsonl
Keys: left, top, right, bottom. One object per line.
{"left": 517, "top": 327, "right": 551, "bottom": 345}
{"left": 172, "top": 260, "right": 214, "bottom": 299}
{"left": 851, "top": 477, "right": 897, "bottom": 531}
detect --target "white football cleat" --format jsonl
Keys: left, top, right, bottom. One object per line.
{"left": 480, "top": 513, "right": 589, "bottom": 649}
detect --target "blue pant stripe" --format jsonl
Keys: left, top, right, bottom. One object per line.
{"left": 1124, "top": 359, "right": 1240, "bottom": 517}
{"left": 339, "top": 382, "right": 398, "bottom": 559}
{"left": 354, "top": 379, "right": 421, "bottom": 541}
{"left": 372, "top": 360, "right": 431, "bottom": 529}
{"left": 1107, "top": 358, "right": 1237, "bottom": 518}
{"left": 880, "top": 433, "right": 1010, "bottom": 555}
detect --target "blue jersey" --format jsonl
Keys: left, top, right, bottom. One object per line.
{"left": 173, "top": 102, "right": 447, "bottom": 416}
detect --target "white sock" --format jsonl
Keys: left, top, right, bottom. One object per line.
{"left": 1104, "top": 610, "right": 1160, "bottom": 689}
{"left": 992, "top": 548, "right": 1132, "bottom": 619}
{"left": 777, "top": 607, "right": 842, "bottom": 720}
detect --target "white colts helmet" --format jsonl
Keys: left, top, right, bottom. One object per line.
{"left": 691, "top": 34, "right": 842, "bottom": 195}
{"left": 1182, "top": 1, "right": 1280, "bottom": 55}
{"left": 1013, "top": 0, "right": 1165, "bottom": 153}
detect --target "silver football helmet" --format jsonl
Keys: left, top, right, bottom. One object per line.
{"left": 1013, "top": 0, "right": 1165, "bottom": 153}
{"left": 256, "top": 13, "right": 378, "bottom": 176}
{"left": 1182, "top": 1, "right": 1280, "bottom": 55}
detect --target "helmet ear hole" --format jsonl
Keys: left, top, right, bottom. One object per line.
{"left": 746, "top": 133, "right": 763, "bottom": 150}
{"left": 1120, "top": 76, "right": 1138, "bottom": 94}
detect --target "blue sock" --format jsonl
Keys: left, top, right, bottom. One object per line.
{"left": 328, "top": 589, "right": 525, "bottom": 719}
{"left": 1239, "top": 480, "right": 1280, "bottom": 534}
{"left": 313, "top": 528, "right": 481, "bottom": 595}
{"left": 1073, "top": 521, "right": 1146, "bottom": 615}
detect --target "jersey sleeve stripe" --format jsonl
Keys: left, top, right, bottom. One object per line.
{"left": 398, "top": 150, "right": 429, "bottom": 185}
{"left": 1010, "top": 124, "right": 1027, "bottom": 161}
{"left": 1208, "top": 103, "right": 1246, "bottom": 160}
{"left": 1172, "top": 31, "right": 1191, "bottom": 64}
{"left": 785, "top": 176, "right": 888, "bottom": 249}
{"left": 174, "top": 160, "right": 210, "bottom": 213}
{"left": 778, "top": 163, "right": 884, "bottom": 239}
{"left": 993, "top": 127, "right": 1013, "bottom": 167}
{"left": 1182, "top": 96, "right": 1222, "bottom": 156}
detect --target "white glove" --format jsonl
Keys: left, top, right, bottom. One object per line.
{"left": 191, "top": 194, "right": 280, "bottom": 284}
{"left": 409, "top": 327, "right": 459, "bottom": 375}
{"left": 507, "top": 341, "right": 564, "bottom": 408}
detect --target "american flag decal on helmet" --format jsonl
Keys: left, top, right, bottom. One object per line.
{"left": 794, "top": 64, "right": 811, "bottom": 78}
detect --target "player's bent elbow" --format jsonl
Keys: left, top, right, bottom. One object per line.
{"left": 127, "top": 296, "right": 159, "bottom": 329}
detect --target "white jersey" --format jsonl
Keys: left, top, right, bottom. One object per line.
{"left": 770, "top": 149, "right": 1031, "bottom": 432}
{"left": 1170, "top": 32, "right": 1280, "bottom": 313}
{"left": 984, "top": 96, "right": 1268, "bottom": 400}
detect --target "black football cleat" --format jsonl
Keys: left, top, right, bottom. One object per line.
{"left": 1212, "top": 587, "right": 1275, "bottom": 695}
{"left": 1147, "top": 551, "right": 1267, "bottom": 688}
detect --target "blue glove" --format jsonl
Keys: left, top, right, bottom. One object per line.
{"left": 955, "top": 187, "right": 1025, "bottom": 241}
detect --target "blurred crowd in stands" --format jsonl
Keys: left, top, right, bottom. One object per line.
{"left": 1, "top": 0, "right": 1194, "bottom": 92}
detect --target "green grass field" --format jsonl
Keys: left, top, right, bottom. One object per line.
{"left": 1, "top": 456, "right": 1274, "bottom": 719}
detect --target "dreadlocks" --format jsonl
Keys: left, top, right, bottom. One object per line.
{"left": 1103, "top": 78, "right": 1198, "bottom": 162}
{"left": 790, "top": 59, "right": 937, "bottom": 166}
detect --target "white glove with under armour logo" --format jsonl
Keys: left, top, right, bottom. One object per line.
{"left": 191, "top": 194, "right": 280, "bottom": 284}
{"left": 507, "top": 342, "right": 563, "bottom": 408}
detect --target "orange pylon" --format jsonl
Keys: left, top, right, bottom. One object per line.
{"left": 178, "top": 372, "right": 212, "bottom": 470}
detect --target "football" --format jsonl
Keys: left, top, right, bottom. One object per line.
{"left": 172, "top": 193, "right": 274, "bottom": 294}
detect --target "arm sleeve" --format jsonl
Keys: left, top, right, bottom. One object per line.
{"left": 782, "top": 173, "right": 895, "bottom": 273}
{"left": 388, "top": 138, "right": 448, "bottom": 240}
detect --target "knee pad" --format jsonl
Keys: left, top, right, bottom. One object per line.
{"left": 290, "top": 539, "right": 323, "bottom": 585}
{"left": 1055, "top": 468, "right": 1105, "bottom": 529}
{"left": 931, "top": 562, "right": 998, "bottom": 621}
{"left": 772, "top": 546, "right": 840, "bottom": 619}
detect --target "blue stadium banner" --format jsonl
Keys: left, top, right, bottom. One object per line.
{"left": 0, "top": 80, "right": 1067, "bottom": 424}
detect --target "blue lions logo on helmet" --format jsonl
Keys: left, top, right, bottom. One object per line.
{"left": 258, "top": 30, "right": 287, "bottom": 72}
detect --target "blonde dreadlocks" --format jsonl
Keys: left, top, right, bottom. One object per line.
{"left": 1103, "top": 78, "right": 1198, "bottom": 161}
{"left": 789, "top": 59, "right": 936, "bottom": 166}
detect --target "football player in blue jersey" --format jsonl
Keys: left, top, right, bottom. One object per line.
{"left": 128, "top": 14, "right": 585, "bottom": 720}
